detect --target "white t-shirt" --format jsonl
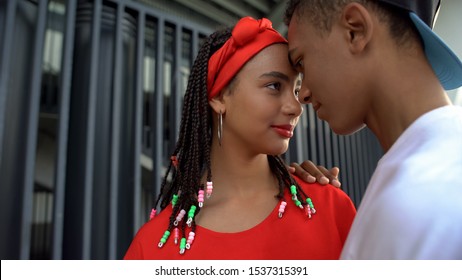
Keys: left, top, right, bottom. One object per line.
{"left": 341, "top": 105, "right": 462, "bottom": 259}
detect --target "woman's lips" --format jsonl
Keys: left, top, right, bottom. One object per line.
{"left": 271, "top": 125, "right": 294, "bottom": 138}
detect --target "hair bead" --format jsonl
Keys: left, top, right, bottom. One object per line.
{"left": 171, "top": 194, "right": 179, "bottom": 207}
{"left": 198, "top": 190, "right": 205, "bottom": 208}
{"left": 186, "top": 205, "right": 197, "bottom": 227}
{"left": 290, "top": 185, "right": 297, "bottom": 198}
{"left": 206, "top": 181, "right": 213, "bottom": 199}
{"left": 170, "top": 155, "right": 179, "bottom": 168}
{"left": 149, "top": 208, "right": 157, "bottom": 220}
{"left": 306, "top": 197, "right": 316, "bottom": 214}
{"left": 179, "top": 238, "right": 187, "bottom": 254}
{"left": 173, "top": 228, "right": 180, "bottom": 245}
{"left": 305, "top": 205, "right": 312, "bottom": 218}
{"left": 174, "top": 209, "right": 186, "bottom": 226}
{"left": 158, "top": 230, "right": 171, "bottom": 248}
{"left": 278, "top": 201, "right": 287, "bottom": 218}
{"left": 290, "top": 185, "right": 303, "bottom": 209}
{"left": 185, "top": 231, "right": 196, "bottom": 249}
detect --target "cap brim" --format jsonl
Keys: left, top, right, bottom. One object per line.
{"left": 409, "top": 12, "right": 462, "bottom": 90}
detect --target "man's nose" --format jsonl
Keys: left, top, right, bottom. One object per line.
{"left": 298, "top": 86, "right": 311, "bottom": 104}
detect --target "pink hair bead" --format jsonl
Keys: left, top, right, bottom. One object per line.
{"left": 149, "top": 209, "right": 157, "bottom": 220}
{"left": 198, "top": 190, "right": 205, "bottom": 207}
{"left": 174, "top": 209, "right": 186, "bottom": 226}
{"left": 206, "top": 181, "right": 213, "bottom": 199}
{"left": 305, "top": 205, "right": 312, "bottom": 219}
{"left": 185, "top": 231, "right": 195, "bottom": 249}
{"left": 278, "top": 201, "right": 287, "bottom": 218}
{"left": 174, "top": 228, "right": 179, "bottom": 245}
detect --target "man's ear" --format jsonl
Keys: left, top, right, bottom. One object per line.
{"left": 340, "top": 2, "right": 373, "bottom": 54}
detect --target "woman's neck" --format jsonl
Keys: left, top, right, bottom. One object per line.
{"left": 195, "top": 140, "right": 281, "bottom": 232}
{"left": 208, "top": 140, "right": 277, "bottom": 198}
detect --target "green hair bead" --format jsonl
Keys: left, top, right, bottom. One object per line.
{"left": 290, "top": 185, "right": 297, "bottom": 195}
{"left": 158, "top": 230, "right": 171, "bottom": 248}
{"left": 290, "top": 185, "right": 303, "bottom": 209}
{"left": 172, "top": 194, "right": 179, "bottom": 206}
{"left": 186, "top": 205, "right": 197, "bottom": 227}
{"left": 306, "top": 198, "right": 314, "bottom": 207}
{"left": 179, "top": 238, "right": 187, "bottom": 254}
{"left": 188, "top": 205, "right": 197, "bottom": 218}
{"left": 306, "top": 197, "right": 316, "bottom": 214}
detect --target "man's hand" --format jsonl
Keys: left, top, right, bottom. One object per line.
{"left": 288, "top": 161, "right": 341, "bottom": 188}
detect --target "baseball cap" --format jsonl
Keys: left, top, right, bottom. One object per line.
{"left": 378, "top": 0, "right": 462, "bottom": 90}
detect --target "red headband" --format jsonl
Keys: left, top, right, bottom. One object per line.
{"left": 207, "top": 17, "right": 287, "bottom": 99}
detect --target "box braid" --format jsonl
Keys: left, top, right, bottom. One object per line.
{"left": 151, "top": 27, "right": 314, "bottom": 254}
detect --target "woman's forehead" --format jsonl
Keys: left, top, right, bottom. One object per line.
{"left": 241, "top": 44, "right": 297, "bottom": 76}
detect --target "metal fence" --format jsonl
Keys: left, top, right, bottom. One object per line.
{"left": 0, "top": 0, "right": 382, "bottom": 260}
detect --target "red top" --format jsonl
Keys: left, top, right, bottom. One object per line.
{"left": 124, "top": 177, "right": 356, "bottom": 260}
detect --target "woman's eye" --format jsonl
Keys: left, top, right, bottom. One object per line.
{"left": 267, "top": 82, "right": 281, "bottom": 91}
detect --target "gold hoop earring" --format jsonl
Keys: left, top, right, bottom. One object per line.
{"left": 218, "top": 111, "right": 223, "bottom": 146}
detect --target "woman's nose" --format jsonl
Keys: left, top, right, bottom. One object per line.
{"left": 284, "top": 91, "right": 303, "bottom": 117}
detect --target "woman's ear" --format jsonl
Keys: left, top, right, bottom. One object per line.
{"left": 340, "top": 2, "right": 373, "bottom": 54}
{"left": 208, "top": 94, "right": 226, "bottom": 115}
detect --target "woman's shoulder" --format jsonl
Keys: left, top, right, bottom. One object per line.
{"left": 124, "top": 206, "right": 174, "bottom": 259}
{"left": 133, "top": 206, "right": 174, "bottom": 240}
{"left": 291, "top": 175, "right": 355, "bottom": 209}
{"left": 292, "top": 175, "right": 346, "bottom": 195}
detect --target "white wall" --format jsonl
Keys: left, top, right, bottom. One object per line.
{"left": 433, "top": 0, "right": 462, "bottom": 105}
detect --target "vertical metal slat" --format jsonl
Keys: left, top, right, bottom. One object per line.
{"left": 20, "top": 0, "right": 48, "bottom": 259}
{"left": 0, "top": 1, "right": 17, "bottom": 259}
{"left": 315, "top": 118, "right": 326, "bottom": 167}
{"left": 307, "top": 107, "right": 317, "bottom": 163}
{"left": 132, "top": 10, "right": 145, "bottom": 234}
{"left": 331, "top": 132, "right": 340, "bottom": 169}
{"left": 108, "top": 2, "right": 124, "bottom": 260}
{"left": 323, "top": 120, "right": 333, "bottom": 168}
{"left": 354, "top": 134, "right": 362, "bottom": 204}
{"left": 344, "top": 136, "right": 355, "bottom": 204}
{"left": 0, "top": 0, "right": 17, "bottom": 166}
{"left": 51, "top": 0, "right": 77, "bottom": 260}
{"left": 80, "top": 0, "right": 102, "bottom": 259}
{"left": 191, "top": 29, "right": 198, "bottom": 61}
{"left": 153, "top": 18, "right": 165, "bottom": 206}
{"left": 173, "top": 24, "right": 182, "bottom": 145}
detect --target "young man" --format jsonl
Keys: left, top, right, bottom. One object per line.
{"left": 285, "top": 0, "right": 462, "bottom": 259}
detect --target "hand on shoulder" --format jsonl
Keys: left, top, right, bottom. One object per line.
{"left": 288, "top": 160, "right": 341, "bottom": 188}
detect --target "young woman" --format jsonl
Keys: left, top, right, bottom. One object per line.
{"left": 124, "top": 17, "right": 356, "bottom": 260}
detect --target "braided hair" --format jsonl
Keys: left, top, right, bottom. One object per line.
{"left": 153, "top": 27, "right": 315, "bottom": 254}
